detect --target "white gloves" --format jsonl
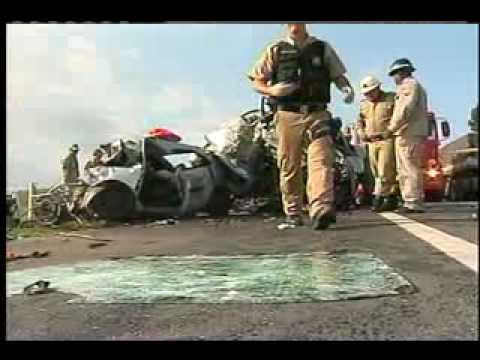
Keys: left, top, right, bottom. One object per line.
{"left": 269, "top": 82, "right": 300, "bottom": 97}
{"left": 342, "top": 86, "right": 355, "bottom": 104}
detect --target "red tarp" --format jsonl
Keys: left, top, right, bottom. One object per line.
{"left": 148, "top": 128, "right": 182, "bottom": 142}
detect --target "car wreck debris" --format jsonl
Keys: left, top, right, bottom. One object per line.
{"left": 56, "top": 232, "right": 113, "bottom": 242}
{"left": 7, "top": 250, "right": 50, "bottom": 262}
{"left": 23, "top": 280, "right": 54, "bottom": 296}
{"left": 277, "top": 223, "right": 298, "bottom": 231}
{"left": 146, "top": 219, "right": 178, "bottom": 227}
{"left": 88, "top": 242, "right": 108, "bottom": 249}
{"left": 26, "top": 104, "right": 366, "bottom": 224}
{"left": 75, "top": 135, "right": 251, "bottom": 222}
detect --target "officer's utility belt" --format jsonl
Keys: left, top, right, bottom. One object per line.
{"left": 277, "top": 103, "right": 326, "bottom": 114}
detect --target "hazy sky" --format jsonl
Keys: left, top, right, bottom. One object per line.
{"left": 6, "top": 23, "right": 478, "bottom": 190}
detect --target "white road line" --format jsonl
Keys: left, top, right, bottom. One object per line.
{"left": 425, "top": 201, "right": 478, "bottom": 207}
{"left": 378, "top": 212, "right": 478, "bottom": 273}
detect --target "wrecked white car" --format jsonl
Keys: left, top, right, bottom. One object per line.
{"left": 79, "top": 135, "right": 252, "bottom": 221}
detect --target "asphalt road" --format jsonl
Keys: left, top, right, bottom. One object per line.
{"left": 6, "top": 202, "right": 479, "bottom": 340}
{"left": 407, "top": 202, "right": 478, "bottom": 244}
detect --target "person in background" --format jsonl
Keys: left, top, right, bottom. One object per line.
{"left": 357, "top": 75, "right": 398, "bottom": 212}
{"left": 374, "top": 58, "right": 429, "bottom": 213}
{"left": 62, "top": 144, "right": 80, "bottom": 185}
{"left": 84, "top": 148, "right": 104, "bottom": 180}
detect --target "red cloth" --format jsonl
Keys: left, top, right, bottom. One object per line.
{"left": 148, "top": 128, "right": 182, "bottom": 142}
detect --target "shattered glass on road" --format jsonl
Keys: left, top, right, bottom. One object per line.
{"left": 7, "top": 252, "right": 414, "bottom": 304}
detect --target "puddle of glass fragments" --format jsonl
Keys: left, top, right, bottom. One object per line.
{"left": 7, "top": 252, "right": 414, "bottom": 304}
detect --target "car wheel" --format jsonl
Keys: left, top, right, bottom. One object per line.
{"left": 206, "top": 188, "right": 233, "bottom": 216}
{"left": 34, "top": 197, "right": 61, "bottom": 226}
{"left": 85, "top": 183, "right": 136, "bottom": 221}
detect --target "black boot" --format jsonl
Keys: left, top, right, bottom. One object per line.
{"left": 371, "top": 196, "right": 384, "bottom": 212}
{"left": 312, "top": 209, "right": 336, "bottom": 231}
{"left": 379, "top": 195, "right": 399, "bottom": 212}
{"left": 396, "top": 206, "right": 425, "bottom": 214}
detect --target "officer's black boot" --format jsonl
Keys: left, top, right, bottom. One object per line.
{"left": 312, "top": 208, "right": 336, "bottom": 230}
{"left": 379, "top": 195, "right": 399, "bottom": 212}
{"left": 371, "top": 196, "right": 384, "bottom": 212}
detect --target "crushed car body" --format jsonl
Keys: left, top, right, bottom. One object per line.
{"left": 202, "top": 99, "right": 365, "bottom": 212}
{"left": 79, "top": 134, "right": 252, "bottom": 221}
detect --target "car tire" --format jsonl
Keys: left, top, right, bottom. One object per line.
{"left": 85, "top": 183, "right": 136, "bottom": 221}
{"left": 34, "top": 197, "right": 61, "bottom": 226}
{"left": 206, "top": 188, "right": 233, "bottom": 216}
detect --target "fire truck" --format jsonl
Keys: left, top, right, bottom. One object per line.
{"left": 422, "top": 112, "right": 451, "bottom": 201}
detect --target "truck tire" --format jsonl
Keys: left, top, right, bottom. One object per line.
{"left": 471, "top": 176, "right": 479, "bottom": 201}
{"left": 464, "top": 177, "right": 478, "bottom": 201}
{"left": 449, "top": 178, "right": 464, "bottom": 202}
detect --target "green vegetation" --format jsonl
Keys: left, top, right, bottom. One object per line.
{"left": 469, "top": 104, "right": 478, "bottom": 133}
{"left": 6, "top": 219, "right": 108, "bottom": 241}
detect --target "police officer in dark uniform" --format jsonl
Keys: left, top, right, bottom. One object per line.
{"left": 248, "top": 23, "right": 355, "bottom": 230}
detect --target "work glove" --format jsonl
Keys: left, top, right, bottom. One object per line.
{"left": 269, "top": 82, "right": 300, "bottom": 97}
{"left": 341, "top": 86, "right": 355, "bottom": 104}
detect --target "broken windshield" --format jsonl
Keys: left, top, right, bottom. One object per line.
{"left": 7, "top": 252, "right": 414, "bottom": 304}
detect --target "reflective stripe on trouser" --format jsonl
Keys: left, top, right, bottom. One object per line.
{"left": 276, "top": 110, "right": 334, "bottom": 218}
{"left": 395, "top": 136, "right": 425, "bottom": 207}
{"left": 368, "top": 139, "right": 397, "bottom": 197}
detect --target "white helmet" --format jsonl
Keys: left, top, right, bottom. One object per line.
{"left": 360, "top": 75, "right": 381, "bottom": 95}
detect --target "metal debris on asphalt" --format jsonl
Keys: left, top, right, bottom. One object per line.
{"left": 277, "top": 223, "right": 297, "bottom": 230}
{"left": 7, "top": 250, "right": 50, "bottom": 262}
{"left": 228, "top": 210, "right": 252, "bottom": 216}
{"left": 146, "top": 219, "right": 178, "bottom": 227}
{"left": 204, "top": 218, "right": 221, "bottom": 223}
{"left": 88, "top": 242, "right": 108, "bottom": 249}
{"left": 57, "top": 232, "right": 113, "bottom": 242}
{"left": 23, "top": 280, "right": 55, "bottom": 296}
{"left": 195, "top": 212, "right": 210, "bottom": 218}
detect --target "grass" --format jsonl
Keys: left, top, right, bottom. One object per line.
{"left": 6, "top": 219, "right": 110, "bottom": 241}
{"left": 7, "top": 225, "right": 62, "bottom": 240}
